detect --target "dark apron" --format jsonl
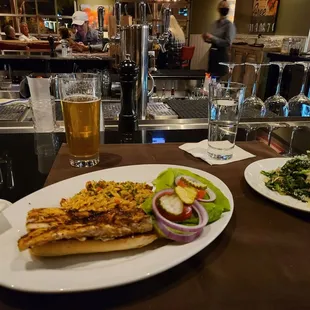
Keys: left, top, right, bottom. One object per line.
{"left": 208, "top": 46, "right": 229, "bottom": 78}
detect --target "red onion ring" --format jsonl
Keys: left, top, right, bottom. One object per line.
{"left": 156, "top": 219, "right": 202, "bottom": 243}
{"left": 152, "top": 189, "right": 209, "bottom": 233}
{"left": 198, "top": 188, "right": 216, "bottom": 203}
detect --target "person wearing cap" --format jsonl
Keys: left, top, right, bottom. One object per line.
{"left": 72, "top": 11, "right": 99, "bottom": 45}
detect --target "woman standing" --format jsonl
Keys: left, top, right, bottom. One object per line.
{"left": 202, "top": 0, "right": 236, "bottom": 78}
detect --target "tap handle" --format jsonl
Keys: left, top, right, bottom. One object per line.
{"left": 139, "top": 1, "right": 147, "bottom": 24}
{"left": 97, "top": 6, "right": 105, "bottom": 32}
{"left": 163, "top": 8, "right": 171, "bottom": 34}
{"left": 124, "top": 4, "right": 128, "bottom": 16}
{"left": 115, "top": 1, "right": 121, "bottom": 28}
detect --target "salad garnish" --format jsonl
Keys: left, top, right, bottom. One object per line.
{"left": 142, "top": 168, "right": 231, "bottom": 243}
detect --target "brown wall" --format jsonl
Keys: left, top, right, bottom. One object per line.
{"left": 190, "top": 0, "right": 219, "bottom": 34}
{"left": 234, "top": 0, "right": 310, "bottom": 36}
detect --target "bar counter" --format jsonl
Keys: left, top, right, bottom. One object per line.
{"left": 0, "top": 139, "right": 310, "bottom": 310}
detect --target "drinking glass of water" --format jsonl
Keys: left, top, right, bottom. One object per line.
{"left": 208, "top": 82, "right": 246, "bottom": 160}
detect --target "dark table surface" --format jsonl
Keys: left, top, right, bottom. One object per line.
{"left": 0, "top": 137, "right": 310, "bottom": 310}
{"left": 0, "top": 130, "right": 209, "bottom": 202}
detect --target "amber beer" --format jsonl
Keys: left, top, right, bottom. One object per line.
{"left": 61, "top": 95, "right": 100, "bottom": 167}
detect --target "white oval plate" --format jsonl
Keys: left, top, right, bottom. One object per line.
{"left": 244, "top": 158, "right": 310, "bottom": 213}
{"left": 0, "top": 164, "right": 233, "bottom": 293}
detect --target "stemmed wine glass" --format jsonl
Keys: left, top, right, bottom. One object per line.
{"left": 282, "top": 126, "right": 302, "bottom": 157}
{"left": 265, "top": 62, "right": 294, "bottom": 117}
{"left": 288, "top": 62, "right": 310, "bottom": 116}
{"left": 243, "top": 63, "right": 270, "bottom": 117}
{"left": 219, "top": 62, "right": 244, "bottom": 86}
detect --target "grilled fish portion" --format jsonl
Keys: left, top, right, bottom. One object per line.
{"left": 18, "top": 207, "right": 153, "bottom": 251}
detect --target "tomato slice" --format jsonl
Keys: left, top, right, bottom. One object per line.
{"left": 196, "top": 190, "right": 207, "bottom": 200}
{"left": 159, "top": 205, "right": 193, "bottom": 222}
{"left": 177, "top": 180, "right": 187, "bottom": 188}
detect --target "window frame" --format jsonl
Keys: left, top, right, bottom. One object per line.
{"left": 0, "top": 0, "right": 73, "bottom": 38}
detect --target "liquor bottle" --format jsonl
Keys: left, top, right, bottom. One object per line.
{"left": 118, "top": 55, "right": 139, "bottom": 143}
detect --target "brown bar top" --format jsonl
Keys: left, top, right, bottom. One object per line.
{"left": 1, "top": 141, "right": 310, "bottom": 310}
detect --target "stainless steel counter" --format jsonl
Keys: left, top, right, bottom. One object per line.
{"left": 1, "top": 118, "right": 310, "bottom": 133}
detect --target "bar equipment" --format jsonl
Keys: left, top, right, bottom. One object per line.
{"left": 115, "top": 1, "right": 170, "bottom": 120}
{"left": 97, "top": 6, "right": 105, "bottom": 50}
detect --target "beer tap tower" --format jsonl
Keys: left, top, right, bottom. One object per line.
{"left": 97, "top": 6, "right": 105, "bottom": 50}
{"left": 112, "top": 0, "right": 171, "bottom": 120}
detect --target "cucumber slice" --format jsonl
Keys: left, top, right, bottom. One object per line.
{"left": 175, "top": 186, "right": 197, "bottom": 205}
{"left": 159, "top": 194, "right": 184, "bottom": 216}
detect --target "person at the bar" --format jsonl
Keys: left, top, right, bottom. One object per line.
{"left": 19, "top": 23, "right": 38, "bottom": 42}
{"left": 71, "top": 11, "right": 99, "bottom": 45}
{"left": 202, "top": 0, "right": 236, "bottom": 78}
{"left": 3, "top": 25, "right": 18, "bottom": 40}
{"left": 57, "top": 26, "right": 86, "bottom": 53}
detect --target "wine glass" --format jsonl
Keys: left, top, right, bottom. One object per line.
{"left": 288, "top": 62, "right": 310, "bottom": 116}
{"left": 267, "top": 123, "right": 288, "bottom": 146}
{"left": 282, "top": 126, "right": 301, "bottom": 157}
{"left": 265, "top": 62, "right": 294, "bottom": 117}
{"left": 219, "top": 62, "right": 244, "bottom": 86}
{"left": 243, "top": 63, "right": 270, "bottom": 117}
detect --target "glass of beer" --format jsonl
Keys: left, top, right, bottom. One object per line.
{"left": 58, "top": 73, "right": 101, "bottom": 168}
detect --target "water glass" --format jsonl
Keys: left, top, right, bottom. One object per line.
{"left": 208, "top": 82, "right": 246, "bottom": 160}
{"left": 30, "top": 97, "right": 56, "bottom": 133}
{"left": 59, "top": 73, "right": 101, "bottom": 168}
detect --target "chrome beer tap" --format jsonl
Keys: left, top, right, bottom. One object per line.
{"left": 113, "top": 0, "right": 121, "bottom": 44}
{"left": 97, "top": 6, "right": 105, "bottom": 49}
{"left": 158, "top": 7, "right": 171, "bottom": 53}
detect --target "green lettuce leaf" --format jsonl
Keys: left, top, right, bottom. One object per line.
{"left": 141, "top": 168, "right": 230, "bottom": 224}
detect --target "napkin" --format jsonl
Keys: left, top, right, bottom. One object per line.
{"left": 179, "top": 140, "right": 256, "bottom": 165}
{"left": 27, "top": 76, "right": 51, "bottom": 101}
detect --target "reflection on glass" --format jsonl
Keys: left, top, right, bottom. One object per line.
{"left": 288, "top": 62, "right": 310, "bottom": 117}
{"left": 265, "top": 62, "right": 294, "bottom": 117}
{"left": 282, "top": 126, "right": 300, "bottom": 157}
{"left": 42, "top": 18, "right": 57, "bottom": 34}
{"left": 37, "top": 0, "right": 55, "bottom": 15}
{"left": 57, "top": 0, "right": 74, "bottom": 16}
{"left": 58, "top": 18, "right": 72, "bottom": 29}
{"left": 23, "top": 17, "right": 39, "bottom": 34}
{"left": 0, "top": 0, "right": 12, "bottom": 14}
{"left": 17, "top": 0, "right": 36, "bottom": 15}
{"left": 0, "top": 16, "right": 14, "bottom": 32}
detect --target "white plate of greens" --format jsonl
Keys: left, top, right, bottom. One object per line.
{"left": 245, "top": 157, "right": 310, "bottom": 212}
